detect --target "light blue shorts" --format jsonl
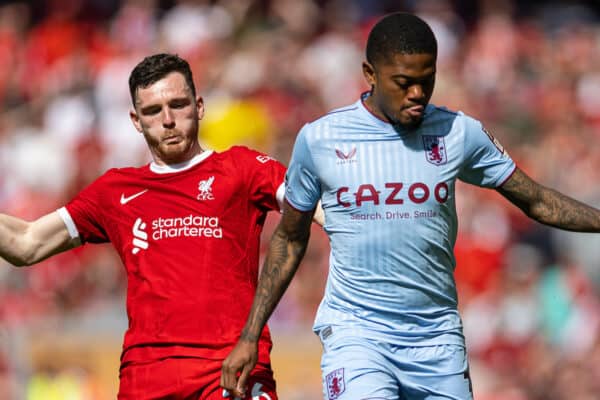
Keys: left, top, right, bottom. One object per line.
{"left": 318, "top": 327, "right": 473, "bottom": 400}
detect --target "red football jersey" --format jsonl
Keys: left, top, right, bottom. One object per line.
{"left": 61, "top": 146, "right": 285, "bottom": 364}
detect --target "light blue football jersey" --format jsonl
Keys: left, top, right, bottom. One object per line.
{"left": 285, "top": 94, "right": 516, "bottom": 346}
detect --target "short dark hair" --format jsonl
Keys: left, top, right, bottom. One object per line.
{"left": 366, "top": 13, "right": 437, "bottom": 66}
{"left": 128, "top": 53, "right": 196, "bottom": 105}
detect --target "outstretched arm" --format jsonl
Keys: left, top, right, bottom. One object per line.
{"left": 0, "top": 211, "right": 79, "bottom": 266}
{"left": 497, "top": 167, "right": 600, "bottom": 232}
{"left": 221, "top": 201, "right": 314, "bottom": 397}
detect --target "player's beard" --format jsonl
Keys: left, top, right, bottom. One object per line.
{"left": 145, "top": 127, "right": 199, "bottom": 165}
{"left": 376, "top": 96, "right": 425, "bottom": 131}
{"left": 398, "top": 113, "right": 424, "bottom": 130}
{"left": 384, "top": 109, "right": 424, "bottom": 131}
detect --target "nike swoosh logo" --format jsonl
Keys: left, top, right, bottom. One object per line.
{"left": 120, "top": 189, "right": 148, "bottom": 205}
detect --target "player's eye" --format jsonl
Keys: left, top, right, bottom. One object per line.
{"left": 170, "top": 99, "right": 191, "bottom": 109}
{"left": 395, "top": 81, "right": 410, "bottom": 90}
{"left": 141, "top": 106, "right": 162, "bottom": 115}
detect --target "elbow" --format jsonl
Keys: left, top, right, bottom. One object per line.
{"left": 7, "top": 252, "right": 36, "bottom": 267}
{"left": 6, "top": 241, "right": 39, "bottom": 267}
{"left": 11, "top": 259, "right": 31, "bottom": 268}
{"left": 20, "top": 248, "right": 42, "bottom": 266}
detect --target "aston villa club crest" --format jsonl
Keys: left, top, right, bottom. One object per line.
{"left": 326, "top": 368, "right": 345, "bottom": 399}
{"left": 422, "top": 135, "right": 447, "bottom": 165}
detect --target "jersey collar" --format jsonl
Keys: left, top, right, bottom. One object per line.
{"left": 149, "top": 150, "right": 214, "bottom": 174}
{"left": 359, "top": 91, "right": 433, "bottom": 135}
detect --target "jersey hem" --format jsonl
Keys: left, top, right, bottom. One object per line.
{"left": 494, "top": 162, "right": 517, "bottom": 188}
{"left": 496, "top": 163, "right": 517, "bottom": 188}
{"left": 57, "top": 207, "right": 79, "bottom": 239}
{"left": 275, "top": 183, "right": 285, "bottom": 212}
{"left": 284, "top": 196, "right": 315, "bottom": 212}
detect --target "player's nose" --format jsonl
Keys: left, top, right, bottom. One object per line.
{"left": 407, "top": 84, "right": 425, "bottom": 101}
{"left": 162, "top": 108, "right": 175, "bottom": 127}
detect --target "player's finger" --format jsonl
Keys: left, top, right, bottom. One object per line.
{"left": 220, "top": 359, "right": 240, "bottom": 394}
{"left": 236, "top": 364, "right": 252, "bottom": 398}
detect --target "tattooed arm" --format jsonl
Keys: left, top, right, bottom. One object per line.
{"left": 497, "top": 167, "right": 600, "bottom": 232}
{"left": 221, "top": 201, "right": 314, "bottom": 397}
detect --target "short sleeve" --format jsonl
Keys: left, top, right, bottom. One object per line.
{"left": 64, "top": 175, "right": 110, "bottom": 244}
{"left": 285, "top": 125, "right": 321, "bottom": 211}
{"left": 235, "top": 146, "right": 286, "bottom": 212}
{"left": 458, "top": 117, "right": 516, "bottom": 188}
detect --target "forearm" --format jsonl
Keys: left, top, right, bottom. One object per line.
{"left": 498, "top": 168, "right": 600, "bottom": 232}
{"left": 240, "top": 225, "right": 310, "bottom": 342}
{"left": 0, "top": 211, "right": 76, "bottom": 266}
{"left": 529, "top": 187, "right": 600, "bottom": 232}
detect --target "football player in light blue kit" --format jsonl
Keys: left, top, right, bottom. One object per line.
{"left": 222, "top": 12, "right": 600, "bottom": 400}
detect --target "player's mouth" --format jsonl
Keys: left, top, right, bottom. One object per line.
{"left": 404, "top": 105, "right": 424, "bottom": 119}
{"left": 163, "top": 135, "right": 183, "bottom": 144}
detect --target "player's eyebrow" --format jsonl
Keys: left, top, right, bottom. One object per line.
{"left": 139, "top": 96, "right": 191, "bottom": 114}
{"left": 390, "top": 72, "right": 435, "bottom": 82}
{"left": 139, "top": 104, "right": 162, "bottom": 114}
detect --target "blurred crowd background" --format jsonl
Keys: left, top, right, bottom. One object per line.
{"left": 0, "top": 0, "right": 599, "bottom": 398}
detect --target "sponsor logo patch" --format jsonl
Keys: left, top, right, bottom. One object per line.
{"left": 482, "top": 127, "right": 508, "bottom": 156}
{"left": 120, "top": 189, "right": 148, "bottom": 205}
{"left": 131, "top": 218, "right": 148, "bottom": 254}
{"left": 256, "top": 155, "right": 272, "bottom": 164}
{"left": 335, "top": 148, "right": 357, "bottom": 165}
{"left": 326, "top": 368, "right": 345, "bottom": 399}
{"left": 131, "top": 214, "right": 223, "bottom": 254}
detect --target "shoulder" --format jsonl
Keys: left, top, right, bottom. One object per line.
{"left": 423, "top": 104, "right": 485, "bottom": 135}
{"left": 101, "top": 165, "right": 149, "bottom": 181}
{"left": 221, "top": 145, "right": 273, "bottom": 161}
{"left": 80, "top": 165, "right": 152, "bottom": 192}
{"left": 311, "top": 103, "right": 361, "bottom": 123}
{"left": 220, "top": 145, "right": 283, "bottom": 169}
{"left": 424, "top": 104, "right": 461, "bottom": 123}
{"left": 307, "top": 102, "right": 361, "bottom": 128}
{"left": 297, "top": 102, "right": 362, "bottom": 145}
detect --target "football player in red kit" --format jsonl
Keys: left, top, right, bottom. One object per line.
{"left": 0, "top": 53, "right": 321, "bottom": 399}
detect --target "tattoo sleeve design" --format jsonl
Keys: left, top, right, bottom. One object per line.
{"left": 240, "top": 205, "right": 313, "bottom": 342}
{"left": 497, "top": 168, "right": 600, "bottom": 232}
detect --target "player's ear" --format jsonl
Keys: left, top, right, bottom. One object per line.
{"left": 129, "top": 109, "right": 143, "bottom": 133}
{"left": 362, "top": 61, "right": 376, "bottom": 88}
{"left": 196, "top": 96, "right": 205, "bottom": 120}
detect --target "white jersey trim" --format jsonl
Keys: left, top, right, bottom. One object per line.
{"left": 57, "top": 207, "right": 80, "bottom": 239}
{"left": 150, "top": 150, "right": 214, "bottom": 174}
{"left": 276, "top": 183, "right": 285, "bottom": 212}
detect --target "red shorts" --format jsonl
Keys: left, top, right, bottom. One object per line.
{"left": 118, "top": 357, "right": 277, "bottom": 400}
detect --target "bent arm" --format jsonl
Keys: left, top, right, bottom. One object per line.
{"left": 0, "top": 211, "right": 79, "bottom": 266}
{"left": 276, "top": 182, "right": 325, "bottom": 226}
{"left": 243, "top": 201, "right": 313, "bottom": 341}
{"left": 496, "top": 167, "right": 600, "bottom": 232}
{"left": 221, "top": 201, "right": 314, "bottom": 396}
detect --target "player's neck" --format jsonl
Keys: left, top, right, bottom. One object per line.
{"left": 363, "top": 94, "right": 389, "bottom": 123}
{"left": 153, "top": 142, "right": 204, "bottom": 167}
